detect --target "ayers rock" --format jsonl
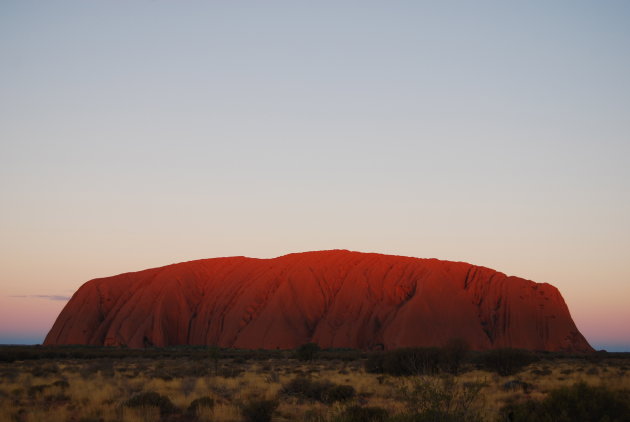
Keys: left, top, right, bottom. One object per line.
{"left": 44, "top": 250, "right": 592, "bottom": 352}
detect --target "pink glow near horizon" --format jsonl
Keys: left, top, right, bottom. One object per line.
{"left": 1, "top": 246, "right": 629, "bottom": 350}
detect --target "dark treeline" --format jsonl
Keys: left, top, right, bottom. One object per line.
{"left": 0, "top": 345, "right": 365, "bottom": 363}
{"left": 0, "top": 344, "right": 625, "bottom": 366}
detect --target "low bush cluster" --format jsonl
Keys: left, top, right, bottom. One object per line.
{"left": 366, "top": 344, "right": 541, "bottom": 377}
{"left": 397, "top": 376, "right": 485, "bottom": 422}
{"left": 0, "top": 344, "right": 369, "bottom": 362}
{"left": 500, "top": 382, "right": 630, "bottom": 422}
{"left": 241, "top": 398, "right": 279, "bottom": 422}
{"left": 477, "top": 348, "right": 538, "bottom": 376}
{"left": 296, "top": 343, "right": 321, "bottom": 361}
{"left": 366, "top": 347, "right": 439, "bottom": 375}
{"left": 122, "top": 392, "right": 179, "bottom": 415}
{"left": 366, "top": 346, "right": 464, "bottom": 376}
{"left": 282, "top": 376, "right": 356, "bottom": 404}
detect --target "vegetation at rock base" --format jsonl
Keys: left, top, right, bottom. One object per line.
{"left": 295, "top": 343, "right": 321, "bottom": 362}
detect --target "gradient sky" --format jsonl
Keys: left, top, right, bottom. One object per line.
{"left": 1, "top": 1, "right": 629, "bottom": 351}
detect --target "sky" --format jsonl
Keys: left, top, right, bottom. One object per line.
{"left": 0, "top": 1, "right": 629, "bottom": 351}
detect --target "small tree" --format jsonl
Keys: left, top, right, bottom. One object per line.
{"left": 398, "top": 376, "right": 484, "bottom": 422}
{"left": 295, "top": 343, "right": 320, "bottom": 361}
{"left": 442, "top": 338, "right": 469, "bottom": 375}
{"left": 479, "top": 348, "right": 536, "bottom": 376}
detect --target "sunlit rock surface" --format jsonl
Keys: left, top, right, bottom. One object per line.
{"left": 44, "top": 250, "right": 592, "bottom": 352}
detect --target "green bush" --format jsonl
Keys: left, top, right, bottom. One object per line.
{"left": 499, "top": 382, "right": 630, "bottom": 422}
{"left": 442, "top": 339, "right": 469, "bottom": 375}
{"left": 282, "top": 376, "right": 355, "bottom": 403}
{"left": 323, "top": 385, "right": 356, "bottom": 404}
{"left": 122, "top": 391, "right": 178, "bottom": 415}
{"left": 241, "top": 398, "right": 278, "bottom": 422}
{"left": 478, "top": 348, "right": 537, "bottom": 376}
{"left": 282, "top": 376, "right": 326, "bottom": 399}
{"left": 296, "top": 343, "right": 321, "bottom": 361}
{"left": 365, "top": 348, "right": 443, "bottom": 376}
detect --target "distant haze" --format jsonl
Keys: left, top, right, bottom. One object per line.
{"left": 1, "top": 1, "right": 629, "bottom": 351}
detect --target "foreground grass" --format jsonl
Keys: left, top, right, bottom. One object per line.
{"left": 0, "top": 347, "right": 628, "bottom": 422}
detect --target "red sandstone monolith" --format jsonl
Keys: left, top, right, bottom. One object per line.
{"left": 44, "top": 250, "right": 592, "bottom": 351}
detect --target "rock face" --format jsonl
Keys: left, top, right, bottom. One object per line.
{"left": 44, "top": 250, "right": 592, "bottom": 351}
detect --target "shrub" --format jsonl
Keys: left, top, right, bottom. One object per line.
{"left": 241, "top": 398, "right": 278, "bottom": 422}
{"left": 265, "top": 371, "right": 280, "bottom": 383}
{"left": 335, "top": 405, "right": 389, "bottom": 422}
{"left": 304, "top": 408, "right": 326, "bottom": 422}
{"left": 27, "top": 385, "right": 49, "bottom": 397}
{"left": 442, "top": 339, "right": 469, "bottom": 375}
{"left": 502, "top": 380, "right": 532, "bottom": 393}
{"left": 397, "top": 376, "right": 484, "bottom": 422}
{"left": 587, "top": 367, "right": 599, "bottom": 375}
{"left": 530, "top": 367, "right": 552, "bottom": 376}
{"left": 366, "top": 348, "right": 443, "bottom": 376}
{"left": 52, "top": 380, "right": 70, "bottom": 389}
{"left": 122, "top": 392, "right": 178, "bottom": 415}
{"left": 282, "top": 376, "right": 355, "bottom": 403}
{"left": 31, "top": 363, "right": 60, "bottom": 377}
{"left": 500, "top": 382, "right": 630, "bottom": 422}
{"left": 323, "top": 385, "right": 356, "bottom": 404}
{"left": 218, "top": 366, "right": 243, "bottom": 378}
{"left": 478, "top": 348, "right": 537, "bottom": 376}
{"left": 364, "top": 353, "right": 384, "bottom": 373}
{"left": 282, "top": 376, "right": 324, "bottom": 399}
{"left": 187, "top": 396, "right": 215, "bottom": 415}
{"left": 81, "top": 360, "right": 115, "bottom": 378}
{"left": 296, "top": 343, "right": 321, "bottom": 361}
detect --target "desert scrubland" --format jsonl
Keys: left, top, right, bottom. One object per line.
{"left": 0, "top": 346, "right": 629, "bottom": 422}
